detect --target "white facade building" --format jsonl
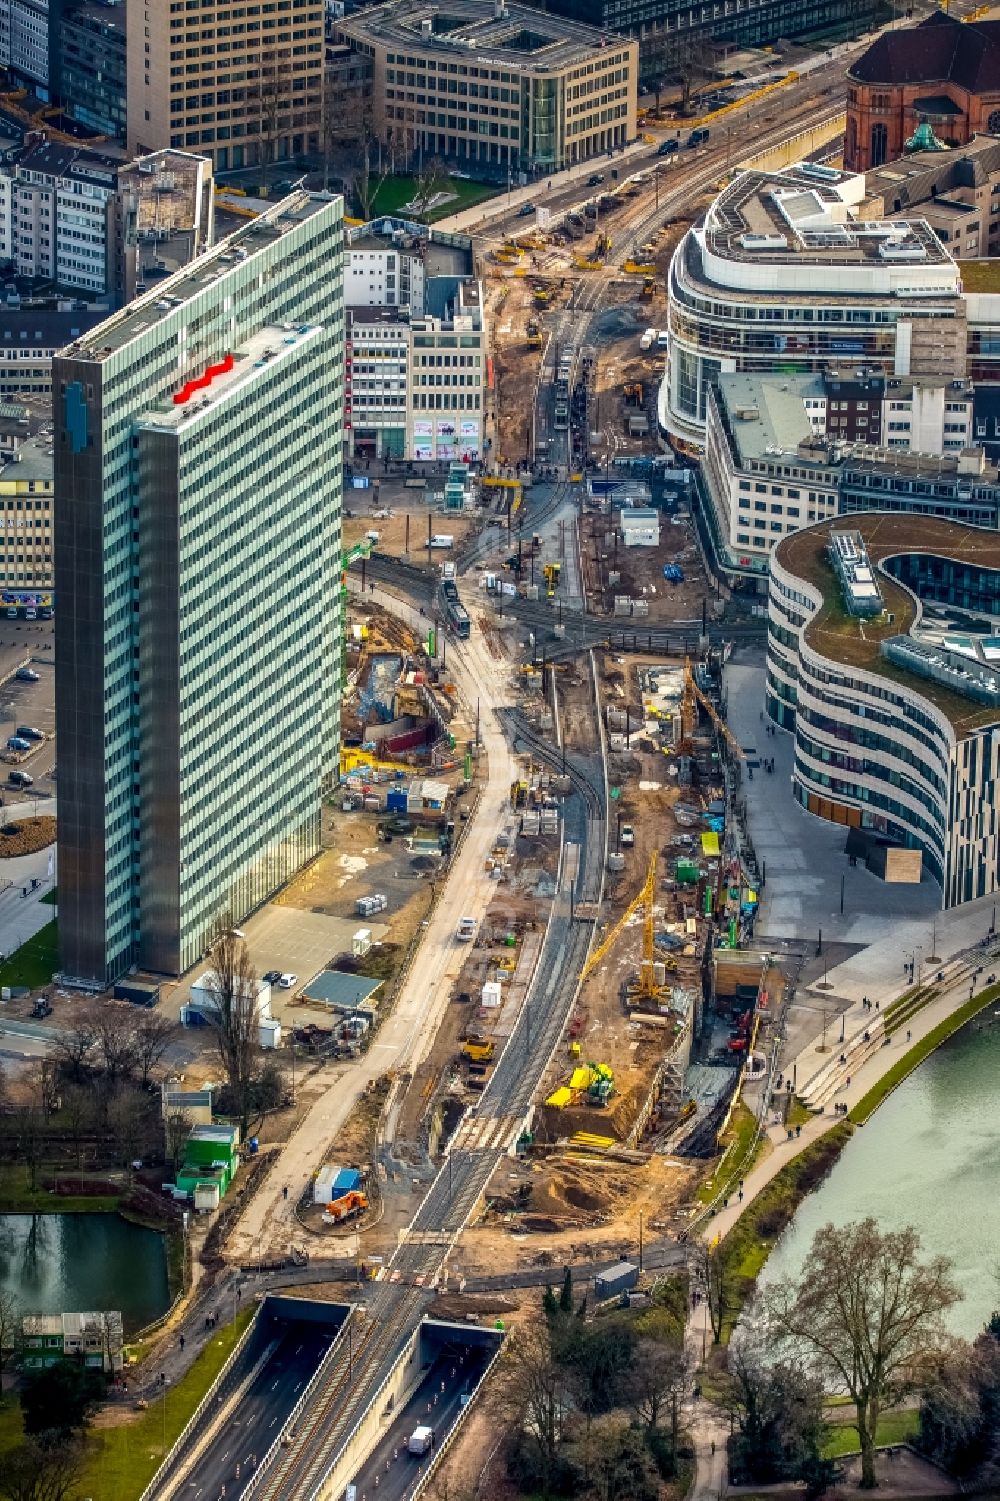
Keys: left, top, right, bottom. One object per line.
{"left": 662, "top": 162, "right": 968, "bottom": 455}
{"left": 768, "top": 514, "right": 1000, "bottom": 908}
{"left": 0, "top": 136, "right": 119, "bottom": 294}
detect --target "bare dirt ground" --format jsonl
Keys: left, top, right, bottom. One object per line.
{"left": 456, "top": 1151, "right": 698, "bottom": 1280}
{"left": 343, "top": 507, "right": 476, "bottom": 560}
{"left": 583, "top": 509, "right": 710, "bottom": 624}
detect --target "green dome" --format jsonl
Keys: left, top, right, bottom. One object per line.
{"left": 906, "top": 119, "right": 948, "bottom": 153}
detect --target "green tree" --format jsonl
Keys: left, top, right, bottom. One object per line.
{"left": 727, "top": 1338, "right": 832, "bottom": 1492}
{"left": 559, "top": 1266, "right": 573, "bottom": 1314}
{"left": 20, "top": 1361, "right": 105, "bottom": 1439}
{"left": 766, "top": 1219, "right": 960, "bottom": 1489}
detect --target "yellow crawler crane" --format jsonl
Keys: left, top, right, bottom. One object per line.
{"left": 579, "top": 852, "right": 676, "bottom": 1005}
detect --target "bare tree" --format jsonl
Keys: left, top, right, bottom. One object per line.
{"left": 765, "top": 1219, "right": 961, "bottom": 1488}
{"left": 645, "top": 31, "right": 709, "bottom": 118}
{"left": 94, "top": 1005, "right": 139, "bottom": 1085}
{"left": 352, "top": 133, "right": 392, "bottom": 223}
{"left": 58, "top": 1085, "right": 93, "bottom": 1171}
{"left": 695, "top": 1239, "right": 734, "bottom": 1345}
{"left": 52, "top": 1012, "right": 98, "bottom": 1084}
{"left": 107, "top": 1087, "right": 147, "bottom": 1178}
{"left": 626, "top": 1337, "right": 689, "bottom": 1467}
{"left": 0, "top": 1287, "right": 20, "bottom": 1380}
{"left": 203, "top": 913, "right": 262, "bottom": 1140}
{"left": 0, "top": 1436, "right": 85, "bottom": 1501}
{"left": 493, "top": 1320, "right": 572, "bottom": 1494}
{"left": 132, "top": 1011, "right": 175, "bottom": 1089}
{"left": 15, "top": 1102, "right": 44, "bottom": 1193}
{"left": 164, "top": 1109, "right": 193, "bottom": 1176}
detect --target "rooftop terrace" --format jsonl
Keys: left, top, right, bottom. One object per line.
{"left": 776, "top": 513, "right": 1000, "bottom": 736}
{"left": 339, "top": 0, "right": 627, "bottom": 71}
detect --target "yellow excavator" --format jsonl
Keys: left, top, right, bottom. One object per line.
{"left": 579, "top": 851, "right": 676, "bottom": 1005}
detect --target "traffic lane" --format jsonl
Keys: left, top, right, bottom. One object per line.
{"left": 0, "top": 652, "right": 55, "bottom": 803}
{"left": 348, "top": 1351, "right": 489, "bottom": 1501}
{"left": 167, "top": 1327, "right": 333, "bottom": 1501}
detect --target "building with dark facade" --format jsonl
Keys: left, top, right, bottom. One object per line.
{"left": 526, "top": 0, "right": 881, "bottom": 77}
{"left": 51, "top": 0, "right": 127, "bottom": 141}
{"left": 53, "top": 192, "right": 344, "bottom": 986}
{"left": 846, "top": 12, "right": 1000, "bottom": 172}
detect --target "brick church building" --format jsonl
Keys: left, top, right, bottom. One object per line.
{"left": 846, "top": 12, "right": 1000, "bottom": 172}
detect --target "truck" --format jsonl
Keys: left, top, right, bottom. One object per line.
{"left": 408, "top": 1426, "right": 434, "bottom": 1457}
{"left": 430, "top": 534, "right": 454, "bottom": 549}
{"left": 620, "top": 824, "right": 635, "bottom": 847}
{"left": 456, "top": 916, "right": 477, "bottom": 942}
{"left": 639, "top": 328, "right": 656, "bottom": 351}
{"left": 462, "top": 1038, "right": 495, "bottom": 1063}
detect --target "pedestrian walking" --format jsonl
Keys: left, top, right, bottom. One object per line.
{"left": 906, "top": 1029, "right": 911, "bottom": 1042}
{"left": 179, "top": 1334, "right": 185, "bottom": 1352}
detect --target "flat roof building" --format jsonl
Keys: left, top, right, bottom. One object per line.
{"left": 338, "top": 0, "right": 638, "bottom": 175}
{"left": 769, "top": 513, "right": 1000, "bottom": 908}
{"left": 54, "top": 192, "right": 344, "bottom": 985}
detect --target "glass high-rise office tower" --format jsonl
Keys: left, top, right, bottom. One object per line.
{"left": 54, "top": 192, "right": 343, "bottom": 985}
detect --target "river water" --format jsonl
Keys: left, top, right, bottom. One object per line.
{"left": 760, "top": 1017, "right": 1000, "bottom": 1340}
{"left": 0, "top": 1212, "right": 170, "bottom": 1334}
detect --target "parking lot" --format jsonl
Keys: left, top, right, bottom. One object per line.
{"left": 0, "top": 632, "right": 55, "bottom": 806}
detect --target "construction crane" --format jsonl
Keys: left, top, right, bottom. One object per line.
{"left": 680, "top": 657, "right": 744, "bottom": 761}
{"left": 579, "top": 851, "right": 676, "bottom": 1005}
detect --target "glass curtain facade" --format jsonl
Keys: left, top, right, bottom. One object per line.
{"left": 54, "top": 197, "right": 343, "bottom": 984}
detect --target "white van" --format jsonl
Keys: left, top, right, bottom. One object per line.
{"left": 656, "top": 330, "right": 670, "bottom": 349}
{"left": 639, "top": 328, "right": 656, "bottom": 351}
{"left": 430, "top": 534, "right": 454, "bottom": 549}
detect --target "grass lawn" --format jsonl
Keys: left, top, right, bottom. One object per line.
{"left": 79, "top": 1306, "right": 256, "bottom": 1499}
{"left": 0, "top": 919, "right": 57, "bottom": 989}
{"left": 363, "top": 174, "right": 499, "bottom": 222}
{"left": 822, "top": 1407, "right": 918, "bottom": 1458}
{"left": 0, "top": 1163, "right": 119, "bottom": 1213}
{"left": 0, "top": 1398, "right": 24, "bottom": 1457}
{"left": 849, "top": 985, "right": 1000, "bottom": 1125}
{"left": 696, "top": 1102, "right": 763, "bottom": 1205}
{"left": 785, "top": 1096, "right": 813, "bottom": 1129}
{"left": 40, "top": 887, "right": 56, "bottom": 906}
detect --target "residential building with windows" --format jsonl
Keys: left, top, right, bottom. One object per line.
{"left": 0, "top": 307, "right": 108, "bottom": 400}
{"left": 700, "top": 369, "right": 1000, "bottom": 591}
{"left": 845, "top": 13, "right": 1000, "bottom": 174}
{"left": 345, "top": 216, "right": 485, "bottom": 462}
{"left": 53, "top": 191, "right": 344, "bottom": 986}
{"left": 0, "top": 432, "right": 53, "bottom": 588}
{"left": 768, "top": 513, "right": 1000, "bottom": 908}
{"left": 0, "top": 139, "right": 213, "bottom": 304}
{"left": 662, "top": 162, "right": 969, "bottom": 455}
{"left": 126, "top": 0, "right": 324, "bottom": 171}
{"left": 22, "top": 1311, "right": 124, "bottom": 1371}
{"left": 337, "top": 0, "right": 638, "bottom": 175}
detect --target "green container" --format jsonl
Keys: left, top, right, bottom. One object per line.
{"left": 676, "top": 860, "right": 700, "bottom": 884}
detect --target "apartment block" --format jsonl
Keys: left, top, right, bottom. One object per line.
{"left": 345, "top": 217, "right": 485, "bottom": 462}
{"left": 127, "top": 0, "right": 324, "bottom": 170}
{"left": 338, "top": 0, "right": 638, "bottom": 174}
{"left": 54, "top": 192, "right": 344, "bottom": 986}
{"left": 50, "top": 0, "right": 128, "bottom": 140}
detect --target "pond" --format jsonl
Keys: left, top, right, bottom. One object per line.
{"left": 760, "top": 1016, "right": 1000, "bottom": 1340}
{"left": 0, "top": 1212, "right": 170, "bottom": 1334}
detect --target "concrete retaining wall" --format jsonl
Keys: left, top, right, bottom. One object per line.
{"left": 737, "top": 113, "right": 845, "bottom": 174}
{"left": 315, "top": 1324, "right": 426, "bottom": 1501}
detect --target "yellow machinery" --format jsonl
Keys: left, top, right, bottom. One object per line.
{"left": 526, "top": 318, "right": 543, "bottom": 350}
{"left": 543, "top": 561, "right": 561, "bottom": 597}
{"left": 462, "top": 1039, "right": 495, "bottom": 1063}
{"left": 642, "top": 278, "right": 656, "bottom": 299}
{"left": 579, "top": 852, "right": 676, "bottom": 1005}
{"left": 681, "top": 658, "right": 744, "bottom": 761}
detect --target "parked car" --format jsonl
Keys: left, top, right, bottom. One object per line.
{"left": 15, "top": 725, "right": 43, "bottom": 741}
{"left": 7, "top": 736, "right": 30, "bottom": 752}
{"left": 8, "top": 770, "right": 32, "bottom": 787}
{"left": 15, "top": 667, "right": 38, "bottom": 682}
{"left": 262, "top": 970, "right": 281, "bottom": 984}
{"left": 517, "top": 201, "right": 535, "bottom": 217}
{"left": 658, "top": 138, "right": 679, "bottom": 155}
{"left": 278, "top": 973, "right": 298, "bottom": 989}
{"left": 587, "top": 172, "right": 606, "bottom": 185}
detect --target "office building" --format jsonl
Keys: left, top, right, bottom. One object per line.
{"left": 0, "top": 432, "right": 53, "bottom": 588}
{"left": 51, "top": 0, "right": 127, "bottom": 141}
{"left": 126, "top": 0, "right": 324, "bottom": 170}
{"left": 54, "top": 192, "right": 344, "bottom": 986}
{"left": 768, "top": 513, "right": 1000, "bottom": 908}
{"left": 699, "top": 369, "right": 1000, "bottom": 590}
{"left": 345, "top": 216, "right": 485, "bottom": 462}
{"left": 0, "top": 0, "right": 50, "bottom": 93}
{"left": 337, "top": 0, "right": 638, "bottom": 175}
{"left": 846, "top": 12, "right": 1000, "bottom": 173}
{"left": 528, "top": 0, "right": 878, "bottom": 75}
{"left": 861, "top": 131, "right": 1000, "bottom": 260}
{"left": 662, "top": 162, "right": 969, "bottom": 454}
